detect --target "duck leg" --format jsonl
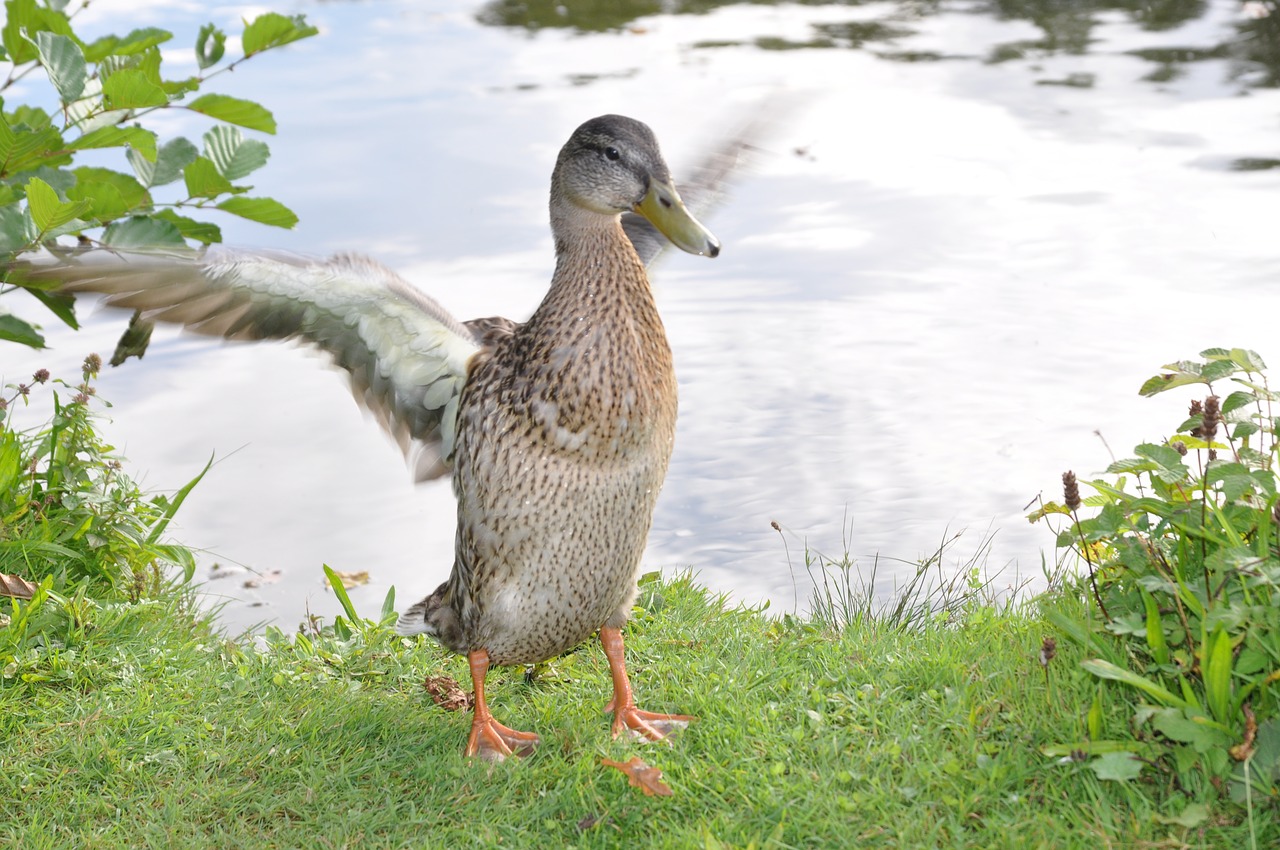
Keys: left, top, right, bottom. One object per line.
{"left": 600, "top": 626, "right": 695, "bottom": 741}
{"left": 465, "top": 649, "right": 539, "bottom": 761}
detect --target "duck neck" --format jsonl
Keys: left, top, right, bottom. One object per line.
{"left": 536, "top": 203, "right": 666, "bottom": 351}
{"left": 512, "top": 202, "right": 674, "bottom": 422}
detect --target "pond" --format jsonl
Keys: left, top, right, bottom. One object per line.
{"left": 4, "top": 0, "right": 1280, "bottom": 634}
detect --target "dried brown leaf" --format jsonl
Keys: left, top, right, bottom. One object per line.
{"left": 1230, "top": 703, "right": 1258, "bottom": 761}
{"left": 600, "top": 756, "right": 674, "bottom": 797}
{"left": 332, "top": 570, "right": 370, "bottom": 589}
{"left": 242, "top": 569, "right": 283, "bottom": 589}
{"left": 0, "top": 572, "right": 38, "bottom": 600}
{"left": 423, "top": 675, "right": 473, "bottom": 711}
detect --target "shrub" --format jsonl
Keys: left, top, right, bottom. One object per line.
{"left": 1, "top": 356, "right": 205, "bottom": 680}
{"left": 1034, "top": 348, "right": 1279, "bottom": 804}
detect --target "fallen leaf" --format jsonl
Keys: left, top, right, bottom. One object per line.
{"left": 243, "top": 569, "right": 283, "bottom": 589}
{"left": 1230, "top": 704, "right": 1258, "bottom": 761}
{"left": 208, "top": 563, "right": 245, "bottom": 581}
{"left": 576, "top": 814, "right": 604, "bottom": 832}
{"left": 600, "top": 756, "right": 673, "bottom": 797}
{"left": 423, "top": 676, "right": 473, "bottom": 711}
{"left": 332, "top": 570, "right": 370, "bottom": 589}
{"left": 0, "top": 572, "right": 38, "bottom": 600}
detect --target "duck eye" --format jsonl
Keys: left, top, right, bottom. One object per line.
{"left": 604, "top": 146, "right": 620, "bottom": 161}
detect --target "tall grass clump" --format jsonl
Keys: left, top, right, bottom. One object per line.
{"left": 1034, "top": 348, "right": 1280, "bottom": 814}
{"left": 777, "top": 520, "right": 1020, "bottom": 632}
{"left": 0, "top": 356, "right": 205, "bottom": 682}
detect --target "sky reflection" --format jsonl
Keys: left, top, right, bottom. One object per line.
{"left": 4, "top": 0, "right": 1279, "bottom": 632}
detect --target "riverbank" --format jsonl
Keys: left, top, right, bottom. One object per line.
{"left": 2, "top": 571, "right": 1268, "bottom": 849}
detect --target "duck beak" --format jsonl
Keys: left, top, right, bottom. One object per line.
{"left": 634, "top": 178, "right": 721, "bottom": 258}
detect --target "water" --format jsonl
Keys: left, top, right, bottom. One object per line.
{"left": 4, "top": 0, "right": 1279, "bottom": 633}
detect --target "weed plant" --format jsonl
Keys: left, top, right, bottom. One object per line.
{"left": 0, "top": 356, "right": 204, "bottom": 682}
{"left": 1034, "top": 348, "right": 1280, "bottom": 813}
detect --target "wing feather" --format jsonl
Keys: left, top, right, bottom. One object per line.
{"left": 9, "top": 245, "right": 483, "bottom": 481}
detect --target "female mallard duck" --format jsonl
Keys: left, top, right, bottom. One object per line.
{"left": 15, "top": 115, "right": 720, "bottom": 760}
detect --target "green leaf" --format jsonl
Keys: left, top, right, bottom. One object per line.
{"left": 67, "top": 167, "right": 150, "bottom": 221}
{"left": 109, "top": 310, "right": 154, "bottom": 367}
{"left": 182, "top": 156, "right": 233, "bottom": 198}
{"left": 1203, "top": 626, "right": 1234, "bottom": 724}
{"left": 1086, "top": 692, "right": 1103, "bottom": 740}
{"left": 1201, "top": 359, "right": 1239, "bottom": 383}
{"left": 196, "top": 24, "right": 226, "bottom": 70}
{"left": 1140, "top": 589, "right": 1169, "bottom": 666}
{"left": 1140, "top": 368, "right": 1206, "bottom": 397}
{"left": 185, "top": 94, "right": 276, "bottom": 134}
{"left": 0, "top": 313, "right": 45, "bottom": 348}
{"left": 146, "top": 454, "right": 212, "bottom": 547}
{"left": 1089, "top": 751, "right": 1145, "bottom": 782}
{"left": 241, "top": 13, "right": 318, "bottom": 56}
{"left": 323, "top": 564, "right": 361, "bottom": 622}
{"left": 102, "top": 215, "right": 185, "bottom": 248}
{"left": 129, "top": 136, "right": 198, "bottom": 187}
{"left": 2, "top": 0, "right": 39, "bottom": 65}
{"left": 102, "top": 68, "right": 168, "bottom": 109}
{"left": 1135, "top": 443, "right": 1190, "bottom": 484}
{"left": 2, "top": 0, "right": 73, "bottom": 66}
{"left": 0, "top": 204, "right": 32, "bottom": 252}
{"left": 34, "top": 31, "right": 86, "bottom": 104}
{"left": 1081, "top": 659, "right": 1192, "bottom": 709}
{"left": 86, "top": 27, "right": 171, "bottom": 62}
{"left": 25, "top": 176, "right": 90, "bottom": 232}
{"left": 153, "top": 209, "right": 221, "bottom": 244}
{"left": 203, "top": 125, "right": 269, "bottom": 180}
{"left": 23, "top": 286, "right": 78, "bottom": 330}
{"left": 379, "top": 586, "right": 397, "bottom": 625}
{"left": 1227, "top": 347, "right": 1266, "bottom": 373}
{"left": 1151, "top": 708, "right": 1233, "bottom": 751}
{"left": 68, "top": 125, "right": 157, "bottom": 162}
{"left": 159, "top": 75, "right": 200, "bottom": 100}
{"left": 0, "top": 114, "right": 70, "bottom": 175}
{"left": 216, "top": 196, "right": 297, "bottom": 228}
{"left": 1221, "top": 390, "right": 1255, "bottom": 414}
{"left": 1159, "top": 803, "right": 1210, "bottom": 829}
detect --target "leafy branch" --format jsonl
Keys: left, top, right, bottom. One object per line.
{"left": 0, "top": 1, "right": 317, "bottom": 349}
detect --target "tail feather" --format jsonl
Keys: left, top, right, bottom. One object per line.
{"left": 396, "top": 596, "right": 437, "bottom": 637}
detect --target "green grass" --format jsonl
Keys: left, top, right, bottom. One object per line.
{"left": 3, "top": 362, "right": 1273, "bottom": 848}
{"left": 3, "top": 574, "right": 1271, "bottom": 849}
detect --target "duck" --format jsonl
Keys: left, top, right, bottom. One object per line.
{"left": 11, "top": 114, "right": 723, "bottom": 760}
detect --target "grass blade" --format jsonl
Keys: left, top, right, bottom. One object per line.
{"left": 323, "top": 564, "right": 360, "bottom": 622}
{"left": 1081, "top": 659, "right": 1192, "bottom": 709}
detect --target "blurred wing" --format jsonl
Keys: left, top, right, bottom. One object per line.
{"left": 622, "top": 112, "right": 763, "bottom": 266}
{"left": 10, "top": 246, "right": 483, "bottom": 481}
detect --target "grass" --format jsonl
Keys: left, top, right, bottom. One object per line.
{"left": 3, "top": 572, "right": 1273, "bottom": 849}
{"left": 3, "top": 358, "right": 1275, "bottom": 849}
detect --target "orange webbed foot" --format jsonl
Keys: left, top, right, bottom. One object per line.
{"left": 465, "top": 716, "right": 540, "bottom": 762}
{"left": 600, "top": 626, "right": 696, "bottom": 745}
{"left": 465, "top": 648, "right": 539, "bottom": 762}
{"left": 607, "top": 702, "right": 696, "bottom": 742}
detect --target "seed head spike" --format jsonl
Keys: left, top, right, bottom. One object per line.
{"left": 1062, "top": 471, "right": 1081, "bottom": 512}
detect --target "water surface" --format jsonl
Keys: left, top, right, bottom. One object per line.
{"left": 5, "top": 0, "right": 1280, "bottom": 633}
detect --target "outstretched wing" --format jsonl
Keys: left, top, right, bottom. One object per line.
{"left": 9, "top": 245, "right": 483, "bottom": 481}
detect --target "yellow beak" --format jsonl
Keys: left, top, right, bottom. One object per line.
{"left": 634, "top": 178, "right": 721, "bottom": 258}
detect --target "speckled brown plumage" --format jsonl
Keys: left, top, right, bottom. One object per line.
{"left": 11, "top": 114, "right": 721, "bottom": 761}
{"left": 443, "top": 223, "right": 675, "bottom": 665}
